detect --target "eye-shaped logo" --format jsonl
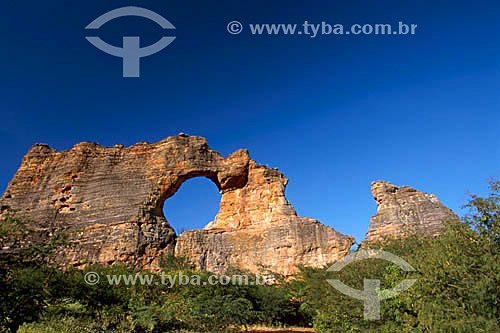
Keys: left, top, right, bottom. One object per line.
{"left": 85, "top": 6, "right": 176, "bottom": 77}
{"left": 327, "top": 249, "right": 417, "bottom": 320}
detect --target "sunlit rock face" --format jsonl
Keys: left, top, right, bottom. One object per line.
{"left": 176, "top": 160, "right": 354, "bottom": 275}
{"left": 364, "top": 181, "right": 459, "bottom": 243}
{"left": 0, "top": 134, "right": 354, "bottom": 275}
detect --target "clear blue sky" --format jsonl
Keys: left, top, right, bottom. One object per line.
{"left": 2, "top": 0, "right": 499, "bottom": 242}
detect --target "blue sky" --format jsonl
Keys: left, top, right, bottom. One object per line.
{"left": 2, "top": 0, "right": 499, "bottom": 242}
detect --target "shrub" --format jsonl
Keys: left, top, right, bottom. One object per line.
{"left": 3, "top": 179, "right": 499, "bottom": 332}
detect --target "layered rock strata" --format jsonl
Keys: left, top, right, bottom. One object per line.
{"left": 365, "top": 180, "right": 458, "bottom": 243}
{"left": 0, "top": 135, "right": 354, "bottom": 274}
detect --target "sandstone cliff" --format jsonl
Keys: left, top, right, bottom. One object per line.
{"left": 0, "top": 135, "right": 354, "bottom": 275}
{"left": 364, "top": 180, "right": 459, "bottom": 243}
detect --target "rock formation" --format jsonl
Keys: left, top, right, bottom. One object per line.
{"left": 364, "top": 181, "right": 458, "bottom": 243}
{"left": 175, "top": 161, "right": 353, "bottom": 275}
{"left": 0, "top": 135, "right": 354, "bottom": 275}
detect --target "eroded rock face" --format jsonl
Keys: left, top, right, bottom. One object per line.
{"left": 0, "top": 135, "right": 354, "bottom": 274}
{"left": 176, "top": 161, "right": 354, "bottom": 275}
{"left": 364, "top": 181, "right": 458, "bottom": 243}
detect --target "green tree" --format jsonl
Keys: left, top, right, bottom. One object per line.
{"left": 382, "top": 179, "right": 500, "bottom": 331}
{"left": 0, "top": 213, "right": 71, "bottom": 332}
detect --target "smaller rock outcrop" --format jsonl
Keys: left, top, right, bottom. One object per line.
{"left": 364, "top": 181, "right": 458, "bottom": 243}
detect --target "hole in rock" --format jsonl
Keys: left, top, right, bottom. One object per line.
{"left": 163, "top": 177, "right": 221, "bottom": 235}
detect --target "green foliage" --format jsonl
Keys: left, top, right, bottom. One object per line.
{"left": 287, "top": 258, "right": 396, "bottom": 331}
{"left": 18, "top": 316, "right": 100, "bottom": 333}
{"left": 1, "top": 179, "right": 499, "bottom": 332}
{"left": 294, "top": 179, "right": 500, "bottom": 332}
{"left": 0, "top": 212, "right": 74, "bottom": 332}
{"left": 0, "top": 212, "right": 71, "bottom": 266}
{"left": 159, "top": 253, "right": 194, "bottom": 271}
{"left": 380, "top": 179, "right": 500, "bottom": 331}
{"left": 463, "top": 178, "right": 500, "bottom": 244}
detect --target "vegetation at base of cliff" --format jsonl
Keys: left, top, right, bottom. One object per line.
{"left": 0, "top": 179, "right": 498, "bottom": 332}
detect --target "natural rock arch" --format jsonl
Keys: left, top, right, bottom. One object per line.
{"left": 162, "top": 176, "right": 221, "bottom": 234}
{"left": 0, "top": 135, "right": 354, "bottom": 275}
